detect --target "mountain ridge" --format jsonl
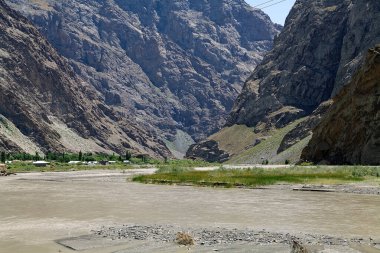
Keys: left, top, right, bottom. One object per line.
{"left": 7, "top": 0, "right": 281, "bottom": 157}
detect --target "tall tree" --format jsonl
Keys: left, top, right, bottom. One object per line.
{"left": 1, "top": 151, "right": 5, "bottom": 163}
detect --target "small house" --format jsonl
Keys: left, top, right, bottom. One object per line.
{"left": 68, "top": 161, "right": 81, "bottom": 165}
{"left": 33, "top": 161, "right": 50, "bottom": 167}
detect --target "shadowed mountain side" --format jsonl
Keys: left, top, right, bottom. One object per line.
{"left": 228, "top": 0, "right": 380, "bottom": 129}
{"left": 302, "top": 46, "right": 380, "bottom": 165}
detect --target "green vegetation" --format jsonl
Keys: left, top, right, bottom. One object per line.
{"left": 5, "top": 161, "right": 132, "bottom": 173}
{"left": 209, "top": 124, "right": 260, "bottom": 157}
{"left": 204, "top": 118, "right": 311, "bottom": 165}
{"left": 155, "top": 159, "right": 213, "bottom": 173}
{"left": 0, "top": 151, "right": 5, "bottom": 163}
{"left": 4, "top": 152, "right": 215, "bottom": 173}
{"left": 125, "top": 151, "right": 132, "bottom": 160}
{"left": 0, "top": 151, "right": 137, "bottom": 163}
{"left": 133, "top": 166, "right": 380, "bottom": 188}
{"left": 228, "top": 118, "right": 306, "bottom": 164}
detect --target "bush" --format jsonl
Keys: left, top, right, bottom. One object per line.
{"left": 176, "top": 232, "right": 194, "bottom": 246}
{"left": 299, "top": 161, "right": 314, "bottom": 166}
{"left": 351, "top": 167, "right": 380, "bottom": 177}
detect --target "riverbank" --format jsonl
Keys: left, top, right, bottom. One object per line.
{"left": 133, "top": 166, "right": 380, "bottom": 193}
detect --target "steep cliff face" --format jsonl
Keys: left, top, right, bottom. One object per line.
{"left": 188, "top": 0, "right": 380, "bottom": 163}
{"left": 228, "top": 0, "right": 380, "bottom": 128}
{"left": 0, "top": 0, "right": 171, "bottom": 157}
{"left": 302, "top": 46, "right": 380, "bottom": 165}
{"left": 7, "top": 0, "right": 280, "bottom": 156}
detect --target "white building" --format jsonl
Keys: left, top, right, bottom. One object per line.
{"left": 33, "top": 161, "right": 50, "bottom": 167}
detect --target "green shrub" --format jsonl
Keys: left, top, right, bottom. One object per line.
{"left": 299, "top": 161, "right": 314, "bottom": 166}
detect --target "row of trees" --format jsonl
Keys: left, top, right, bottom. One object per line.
{"left": 1, "top": 150, "right": 135, "bottom": 163}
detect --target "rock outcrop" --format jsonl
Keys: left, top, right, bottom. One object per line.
{"left": 228, "top": 0, "right": 380, "bottom": 128}
{"left": 277, "top": 101, "right": 332, "bottom": 154}
{"left": 302, "top": 46, "right": 380, "bottom": 165}
{"left": 0, "top": 0, "right": 171, "bottom": 157}
{"left": 186, "top": 140, "right": 229, "bottom": 163}
{"left": 7, "top": 0, "right": 280, "bottom": 156}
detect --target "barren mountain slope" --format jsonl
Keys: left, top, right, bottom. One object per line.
{"left": 0, "top": 0, "right": 171, "bottom": 157}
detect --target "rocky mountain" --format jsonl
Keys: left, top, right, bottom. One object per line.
{"left": 188, "top": 0, "right": 380, "bottom": 163}
{"left": 229, "top": 0, "right": 380, "bottom": 128}
{"left": 302, "top": 45, "right": 380, "bottom": 165}
{"left": 0, "top": 0, "right": 171, "bottom": 157}
{"left": 7, "top": 0, "right": 280, "bottom": 157}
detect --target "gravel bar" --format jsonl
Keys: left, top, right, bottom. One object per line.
{"left": 93, "top": 224, "right": 376, "bottom": 247}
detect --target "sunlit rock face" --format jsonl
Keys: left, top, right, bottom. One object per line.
{"left": 0, "top": 0, "right": 172, "bottom": 158}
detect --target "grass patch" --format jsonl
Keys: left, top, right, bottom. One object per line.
{"left": 227, "top": 118, "right": 307, "bottom": 164}
{"left": 155, "top": 159, "right": 216, "bottom": 173}
{"left": 133, "top": 166, "right": 380, "bottom": 188}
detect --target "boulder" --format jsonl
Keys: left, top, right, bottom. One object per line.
{"left": 186, "top": 140, "right": 229, "bottom": 163}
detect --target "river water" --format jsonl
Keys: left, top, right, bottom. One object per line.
{"left": 0, "top": 170, "right": 379, "bottom": 253}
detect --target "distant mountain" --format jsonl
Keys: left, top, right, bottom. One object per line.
{"left": 187, "top": 0, "right": 380, "bottom": 163}
{"left": 7, "top": 0, "right": 280, "bottom": 157}
{"left": 302, "top": 45, "right": 380, "bottom": 165}
{"left": 0, "top": 0, "right": 171, "bottom": 157}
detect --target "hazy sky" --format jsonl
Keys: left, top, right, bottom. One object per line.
{"left": 246, "top": 0, "right": 296, "bottom": 25}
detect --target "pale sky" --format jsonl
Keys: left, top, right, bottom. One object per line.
{"left": 246, "top": 0, "right": 296, "bottom": 25}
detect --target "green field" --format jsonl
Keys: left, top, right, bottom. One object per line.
{"left": 133, "top": 166, "right": 380, "bottom": 188}
{"left": 4, "top": 159, "right": 215, "bottom": 174}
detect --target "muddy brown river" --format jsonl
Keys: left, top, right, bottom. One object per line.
{"left": 0, "top": 170, "right": 379, "bottom": 253}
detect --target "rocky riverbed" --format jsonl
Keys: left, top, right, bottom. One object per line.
{"left": 54, "top": 224, "right": 380, "bottom": 253}
{"left": 92, "top": 224, "right": 376, "bottom": 247}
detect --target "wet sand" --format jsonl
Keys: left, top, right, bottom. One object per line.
{"left": 0, "top": 170, "right": 379, "bottom": 252}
